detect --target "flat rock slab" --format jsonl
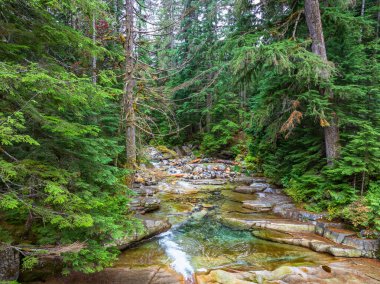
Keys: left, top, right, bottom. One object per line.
{"left": 323, "top": 227, "right": 356, "bottom": 244}
{"left": 234, "top": 186, "right": 264, "bottom": 194}
{"left": 188, "top": 179, "right": 227, "bottom": 185}
{"left": 242, "top": 200, "right": 273, "bottom": 212}
{"left": 114, "top": 218, "right": 171, "bottom": 250}
{"left": 249, "top": 182, "right": 269, "bottom": 190}
{"left": 219, "top": 216, "right": 315, "bottom": 233}
{"left": 250, "top": 219, "right": 316, "bottom": 233}
{"left": 37, "top": 267, "right": 182, "bottom": 284}
{"left": 197, "top": 260, "right": 380, "bottom": 284}
{"left": 252, "top": 228, "right": 363, "bottom": 258}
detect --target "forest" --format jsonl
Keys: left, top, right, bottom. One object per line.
{"left": 0, "top": 0, "right": 380, "bottom": 283}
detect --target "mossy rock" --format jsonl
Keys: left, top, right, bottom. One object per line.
{"left": 252, "top": 228, "right": 293, "bottom": 240}
{"left": 156, "top": 145, "right": 178, "bottom": 159}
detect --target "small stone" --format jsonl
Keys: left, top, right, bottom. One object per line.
{"left": 322, "top": 265, "right": 331, "bottom": 273}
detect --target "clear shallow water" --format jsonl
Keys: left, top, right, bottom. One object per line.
{"left": 115, "top": 187, "right": 335, "bottom": 281}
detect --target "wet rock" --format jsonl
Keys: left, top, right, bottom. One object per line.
{"left": 0, "top": 246, "right": 19, "bottom": 281}
{"left": 328, "top": 246, "right": 362, "bottom": 257}
{"left": 230, "top": 176, "right": 256, "bottom": 185}
{"left": 188, "top": 179, "right": 227, "bottom": 185}
{"left": 249, "top": 182, "right": 268, "bottom": 191}
{"left": 38, "top": 266, "right": 183, "bottom": 284}
{"left": 242, "top": 201, "right": 272, "bottom": 212}
{"left": 218, "top": 216, "right": 255, "bottom": 230}
{"left": 342, "top": 237, "right": 380, "bottom": 258}
{"left": 252, "top": 228, "right": 363, "bottom": 258}
{"left": 197, "top": 269, "right": 254, "bottom": 284}
{"left": 130, "top": 197, "right": 160, "bottom": 213}
{"left": 323, "top": 227, "right": 356, "bottom": 244}
{"left": 147, "top": 147, "right": 164, "bottom": 161}
{"left": 182, "top": 164, "right": 193, "bottom": 173}
{"left": 251, "top": 219, "right": 316, "bottom": 233}
{"left": 234, "top": 186, "right": 264, "bottom": 194}
{"left": 193, "top": 166, "right": 204, "bottom": 174}
{"left": 191, "top": 209, "right": 208, "bottom": 220}
{"left": 168, "top": 167, "right": 181, "bottom": 175}
{"left": 133, "top": 186, "right": 158, "bottom": 196}
{"left": 115, "top": 218, "right": 172, "bottom": 250}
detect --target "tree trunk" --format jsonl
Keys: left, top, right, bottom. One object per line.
{"left": 361, "top": 0, "right": 366, "bottom": 17}
{"left": 239, "top": 82, "right": 247, "bottom": 123}
{"left": 206, "top": 92, "right": 212, "bottom": 132}
{"left": 377, "top": 0, "right": 380, "bottom": 39}
{"left": 92, "top": 14, "right": 97, "bottom": 85}
{"left": 361, "top": 171, "right": 366, "bottom": 196}
{"left": 304, "top": 0, "right": 340, "bottom": 164}
{"left": 124, "top": 0, "right": 137, "bottom": 169}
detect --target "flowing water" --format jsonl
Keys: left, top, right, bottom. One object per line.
{"left": 114, "top": 185, "right": 335, "bottom": 283}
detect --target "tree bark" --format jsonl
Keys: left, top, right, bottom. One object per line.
{"left": 361, "top": 0, "right": 366, "bottom": 17}
{"left": 304, "top": 0, "right": 340, "bottom": 164}
{"left": 92, "top": 14, "right": 97, "bottom": 85}
{"left": 124, "top": 0, "right": 137, "bottom": 169}
{"left": 377, "top": 0, "right": 380, "bottom": 39}
{"left": 206, "top": 92, "right": 212, "bottom": 132}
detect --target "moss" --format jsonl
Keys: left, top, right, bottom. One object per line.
{"left": 156, "top": 145, "right": 178, "bottom": 158}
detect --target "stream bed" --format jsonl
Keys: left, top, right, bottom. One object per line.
{"left": 114, "top": 185, "right": 335, "bottom": 283}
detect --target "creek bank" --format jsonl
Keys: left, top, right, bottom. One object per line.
{"left": 196, "top": 259, "right": 380, "bottom": 284}
{"left": 220, "top": 177, "right": 380, "bottom": 258}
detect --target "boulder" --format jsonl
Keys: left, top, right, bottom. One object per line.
{"left": 230, "top": 176, "right": 256, "bottom": 185}
{"left": 115, "top": 218, "right": 172, "bottom": 250}
{"left": 249, "top": 182, "right": 268, "bottom": 191}
{"left": 234, "top": 186, "right": 263, "bottom": 194}
{"left": 130, "top": 197, "right": 160, "bottom": 213}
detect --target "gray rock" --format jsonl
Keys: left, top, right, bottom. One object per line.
{"left": 231, "top": 176, "right": 256, "bottom": 185}
{"left": 193, "top": 166, "right": 204, "bottom": 174}
{"left": 130, "top": 197, "right": 160, "bottom": 213}
{"left": 250, "top": 182, "right": 269, "bottom": 190}
{"left": 323, "top": 227, "right": 356, "bottom": 244}
{"left": 189, "top": 179, "right": 226, "bottom": 185}
{"left": 182, "top": 164, "right": 193, "bottom": 173}
{"left": 234, "top": 186, "right": 263, "bottom": 194}
{"left": 242, "top": 201, "right": 272, "bottom": 212}
{"left": 342, "top": 237, "right": 380, "bottom": 257}
{"left": 115, "top": 218, "right": 172, "bottom": 250}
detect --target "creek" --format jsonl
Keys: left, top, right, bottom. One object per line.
{"left": 114, "top": 181, "right": 334, "bottom": 283}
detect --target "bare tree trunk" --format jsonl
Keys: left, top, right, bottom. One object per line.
{"left": 361, "top": 171, "right": 366, "bottom": 196}
{"left": 377, "top": 0, "right": 380, "bottom": 39}
{"left": 239, "top": 82, "right": 247, "bottom": 123}
{"left": 124, "top": 0, "right": 137, "bottom": 169}
{"left": 92, "top": 14, "right": 97, "bottom": 85}
{"left": 206, "top": 92, "right": 212, "bottom": 132}
{"left": 361, "top": 0, "right": 366, "bottom": 17}
{"left": 304, "top": 0, "right": 340, "bottom": 164}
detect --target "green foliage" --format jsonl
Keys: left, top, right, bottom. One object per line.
{"left": 0, "top": 0, "right": 139, "bottom": 274}
{"left": 156, "top": 0, "right": 380, "bottom": 232}
{"left": 22, "top": 256, "right": 39, "bottom": 271}
{"left": 200, "top": 120, "right": 240, "bottom": 155}
{"left": 366, "top": 182, "right": 380, "bottom": 231}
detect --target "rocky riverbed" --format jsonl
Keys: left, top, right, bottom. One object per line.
{"left": 18, "top": 146, "right": 380, "bottom": 283}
